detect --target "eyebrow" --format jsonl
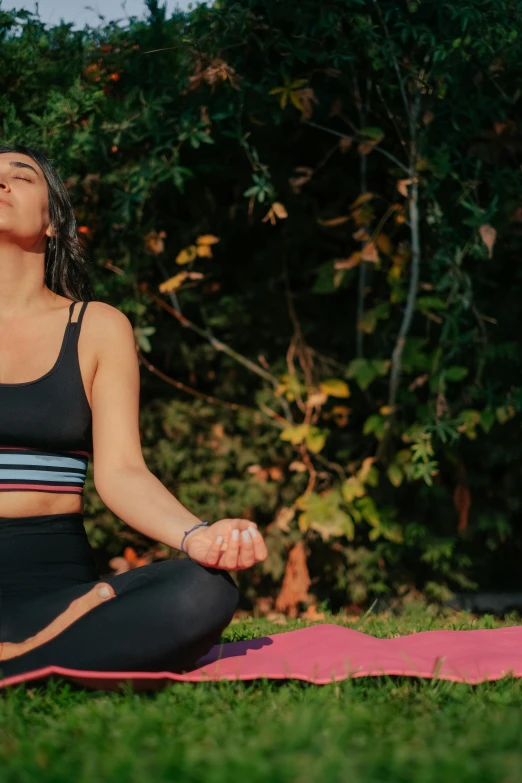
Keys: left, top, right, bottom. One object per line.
{"left": 8, "top": 161, "right": 40, "bottom": 177}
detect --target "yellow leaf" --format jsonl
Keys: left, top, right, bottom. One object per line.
{"left": 176, "top": 245, "right": 198, "bottom": 265}
{"left": 272, "top": 202, "right": 288, "bottom": 219}
{"left": 319, "top": 379, "right": 350, "bottom": 398}
{"left": 353, "top": 227, "right": 371, "bottom": 242}
{"left": 349, "top": 192, "right": 374, "bottom": 210}
{"left": 305, "top": 429, "right": 326, "bottom": 453}
{"left": 294, "top": 493, "right": 310, "bottom": 510}
{"left": 376, "top": 233, "right": 392, "bottom": 255}
{"left": 196, "top": 234, "right": 220, "bottom": 245}
{"left": 289, "top": 460, "right": 308, "bottom": 472}
{"left": 333, "top": 252, "right": 361, "bottom": 270}
{"left": 479, "top": 224, "right": 496, "bottom": 258}
{"left": 290, "top": 92, "right": 303, "bottom": 111}
{"left": 391, "top": 253, "right": 407, "bottom": 268}
{"left": 397, "top": 178, "right": 415, "bottom": 197}
{"left": 357, "top": 309, "right": 377, "bottom": 334}
{"left": 360, "top": 241, "right": 379, "bottom": 262}
{"left": 196, "top": 244, "right": 213, "bottom": 258}
{"left": 306, "top": 391, "right": 328, "bottom": 407}
{"left": 274, "top": 506, "right": 295, "bottom": 532}
{"left": 357, "top": 456, "right": 376, "bottom": 483}
{"left": 330, "top": 405, "right": 351, "bottom": 427}
{"left": 280, "top": 423, "right": 310, "bottom": 444}
{"left": 158, "top": 271, "right": 188, "bottom": 293}
{"left": 358, "top": 142, "right": 375, "bottom": 155}
{"left": 317, "top": 215, "right": 350, "bottom": 227}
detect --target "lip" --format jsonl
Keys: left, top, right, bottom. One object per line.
{"left": 0, "top": 199, "right": 11, "bottom": 206}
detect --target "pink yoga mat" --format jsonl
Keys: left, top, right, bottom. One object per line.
{"left": 1, "top": 622, "right": 521, "bottom": 692}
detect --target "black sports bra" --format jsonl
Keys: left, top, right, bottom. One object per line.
{"left": 0, "top": 300, "right": 93, "bottom": 495}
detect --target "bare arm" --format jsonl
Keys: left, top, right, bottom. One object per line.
{"left": 89, "top": 303, "right": 266, "bottom": 567}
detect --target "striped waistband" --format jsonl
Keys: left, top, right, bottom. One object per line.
{"left": 0, "top": 446, "right": 90, "bottom": 495}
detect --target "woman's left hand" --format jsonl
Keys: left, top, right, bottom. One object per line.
{"left": 184, "top": 518, "right": 268, "bottom": 570}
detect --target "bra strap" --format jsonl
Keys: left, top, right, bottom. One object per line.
{"left": 68, "top": 300, "right": 77, "bottom": 324}
{"left": 71, "top": 301, "right": 88, "bottom": 329}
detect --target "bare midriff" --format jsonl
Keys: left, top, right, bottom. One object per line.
{"left": 0, "top": 491, "right": 85, "bottom": 518}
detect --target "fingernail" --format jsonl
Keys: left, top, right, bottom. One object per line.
{"left": 98, "top": 585, "right": 111, "bottom": 599}
{"left": 248, "top": 525, "right": 258, "bottom": 537}
{"left": 216, "top": 535, "right": 224, "bottom": 544}
{"left": 232, "top": 529, "right": 239, "bottom": 541}
{"left": 241, "top": 530, "right": 252, "bottom": 543}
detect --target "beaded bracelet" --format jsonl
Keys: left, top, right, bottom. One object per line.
{"left": 181, "top": 520, "right": 209, "bottom": 555}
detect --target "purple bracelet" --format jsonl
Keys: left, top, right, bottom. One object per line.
{"left": 181, "top": 520, "right": 209, "bottom": 555}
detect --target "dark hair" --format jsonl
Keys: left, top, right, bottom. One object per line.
{"left": 0, "top": 144, "right": 96, "bottom": 301}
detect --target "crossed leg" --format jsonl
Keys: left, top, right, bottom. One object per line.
{"left": 0, "top": 559, "right": 239, "bottom": 678}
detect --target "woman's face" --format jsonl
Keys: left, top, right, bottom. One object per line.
{"left": 0, "top": 152, "right": 52, "bottom": 252}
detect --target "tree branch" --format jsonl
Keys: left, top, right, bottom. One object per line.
{"left": 302, "top": 119, "right": 410, "bottom": 175}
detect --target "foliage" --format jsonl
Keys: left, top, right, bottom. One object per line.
{"left": 2, "top": 0, "right": 522, "bottom": 610}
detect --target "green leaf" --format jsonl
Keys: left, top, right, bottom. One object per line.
{"left": 379, "top": 523, "right": 404, "bottom": 543}
{"left": 341, "top": 476, "right": 366, "bottom": 502}
{"left": 347, "top": 358, "right": 390, "bottom": 390}
{"left": 363, "top": 414, "right": 386, "bottom": 440}
{"left": 356, "top": 495, "right": 380, "bottom": 526}
{"left": 445, "top": 366, "right": 468, "bottom": 382}
{"left": 359, "top": 127, "right": 385, "bottom": 141}
{"left": 280, "top": 423, "right": 310, "bottom": 444}
{"left": 416, "top": 296, "right": 447, "bottom": 313}
{"left": 480, "top": 408, "right": 496, "bottom": 433}
{"left": 357, "top": 308, "right": 378, "bottom": 334}
{"left": 363, "top": 466, "right": 380, "bottom": 487}
{"left": 387, "top": 463, "right": 403, "bottom": 487}
{"left": 297, "top": 489, "right": 355, "bottom": 541}
{"left": 305, "top": 427, "right": 327, "bottom": 453}
{"left": 458, "top": 409, "right": 481, "bottom": 439}
{"left": 496, "top": 405, "right": 516, "bottom": 424}
{"left": 401, "top": 338, "right": 430, "bottom": 372}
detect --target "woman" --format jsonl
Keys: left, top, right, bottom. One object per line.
{"left": 0, "top": 144, "right": 267, "bottom": 679}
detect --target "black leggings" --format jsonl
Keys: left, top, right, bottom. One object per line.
{"left": 0, "top": 512, "right": 240, "bottom": 679}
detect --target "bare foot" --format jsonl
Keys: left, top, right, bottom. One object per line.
{"left": 0, "top": 582, "right": 116, "bottom": 662}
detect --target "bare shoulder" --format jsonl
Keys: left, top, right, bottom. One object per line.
{"left": 84, "top": 301, "right": 135, "bottom": 343}
{"left": 81, "top": 302, "right": 136, "bottom": 374}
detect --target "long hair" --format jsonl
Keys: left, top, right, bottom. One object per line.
{"left": 0, "top": 144, "right": 96, "bottom": 301}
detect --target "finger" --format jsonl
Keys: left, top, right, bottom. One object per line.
{"left": 247, "top": 525, "right": 268, "bottom": 562}
{"left": 237, "top": 519, "right": 258, "bottom": 530}
{"left": 204, "top": 534, "right": 225, "bottom": 567}
{"left": 237, "top": 528, "right": 256, "bottom": 569}
{"left": 222, "top": 523, "right": 241, "bottom": 570}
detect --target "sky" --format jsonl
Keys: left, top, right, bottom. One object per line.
{"left": 10, "top": 0, "right": 196, "bottom": 29}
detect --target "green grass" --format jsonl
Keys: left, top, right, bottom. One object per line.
{"left": 1, "top": 605, "right": 522, "bottom": 783}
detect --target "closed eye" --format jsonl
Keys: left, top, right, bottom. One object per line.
{"left": 14, "top": 176, "right": 32, "bottom": 182}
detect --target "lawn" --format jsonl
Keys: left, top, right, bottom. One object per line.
{"left": 1, "top": 605, "right": 522, "bottom": 783}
